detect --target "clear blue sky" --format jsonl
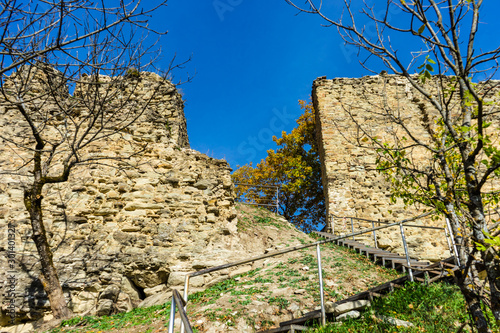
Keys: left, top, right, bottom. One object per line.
{"left": 150, "top": 1, "right": 500, "bottom": 171}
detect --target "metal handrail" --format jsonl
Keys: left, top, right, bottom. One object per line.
{"left": 330, "top": 213, "right": 382, "bottom": 224}
{"left": 331, "top": 213, "right": 442, "bottom": 229}
{"left": 168, "top": 289, "right": 194, "bottom": 333}
{"left": 234, "top": 183, "right": 280, "bottom": 189}
{"left": 234, "top": 182, "right": 280, "bottom": 211}
{"left": 235, "top": 198, "right": 276, "bottom": 202}
{"left": 237, "top": 202, "right": 278, "bottom": 208}
{"left": 178, "top": 211, "right": 435, "bottom": 333}
{"left": 374, "top": 221, "right": 444, "bottom": 230}
{"left": 331, "top": 213, "right": 455, "bottom": 276}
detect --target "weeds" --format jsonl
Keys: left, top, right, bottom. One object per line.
{"left": 308, "top": 282, "right": 470, "bottom": 333}
{"left": 49, "top": 303, "right": 171, "bottom": 332}
{"left": 268, "top": 296, "right": 290, "bottom": 310}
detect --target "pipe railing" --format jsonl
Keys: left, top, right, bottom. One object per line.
{"left": 168, "top": 289, "right": 194, "bottom": 333}
{"left": 331, "top": 213, "right": 446, "bottom": 229}
{"left": 177, "top": 211, "right": 435, "bottom": 333}
{"left": 234, "top": 183, "right": 280, "bottom": 211}
{"left": 330, "top": 213, "right": 457, "bottom": 272}
{"left": 446, "top": 218, "right": 461, "bottom": 266}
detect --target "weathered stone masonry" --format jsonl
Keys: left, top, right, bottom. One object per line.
{"left": 312, "top": 74, "right": 500, "bottom": 260}
{"left": 0, "top": 68, "right": 238, "bottom": 325}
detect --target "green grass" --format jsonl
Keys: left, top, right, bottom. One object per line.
{"left": 48, "top": 268, "right": 266, "bottom": 332}
{"left": 236, "top": 204, "right": 295, "bottom": 231}
{"left": 268, "top": 296, "right": 290, "bottom": 310}
{"left": 307, "top": 282, "right": 470, "bottom": 333}
{"left": 49, "top": 302, "right": 171, "bottom": 332}
{"left": 188, "top": 268, "right": 264, "bottom": 305}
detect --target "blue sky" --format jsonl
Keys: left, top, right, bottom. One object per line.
{"left": 151, "top": 1, "right": 500, "bottom": 171}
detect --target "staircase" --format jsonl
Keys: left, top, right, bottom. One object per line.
{"left": 259, "top": 231, "right": 459, "bottom": 333}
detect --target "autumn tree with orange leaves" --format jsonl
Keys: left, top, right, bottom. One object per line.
{"left": 232, "top": 101, "right": 325, "bottom": 232}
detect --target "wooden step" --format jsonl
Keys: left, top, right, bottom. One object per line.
{"left": 356, "top": 247, "right": 387, "bottom": 253}
{"left": 374, "top": 254, "right": 404, "bottom": 263}
{"left": 374, "top": 252, "right": 404, "bottom": 257}
{"left": 381, "top": 256, "right": 404, "bottom": 266}
{"left": 384, "top": 258, "right": 424, "bottom": 266}
{"left": 392, "top": 260, "right": 430, "bottom": 267}
{"left": 360, "top": 247, "right": 392, "bottom": 254}
{"left": 429, "top": 270, "right": 445, "bottom": 275}
{"left": 368, "top": 291, "right": 382, "bottom": 299}
{"left": 279, "top": 310, "right": 321, "bottom": 327}
{"left": 442, "top": 262, "right": 459, "bottom": 269}
{"left": 314, "top": 231, "right": 335, "bottom": 239}
{"left": 429, "top": 274, "right": 451, "bottom": 283}
{"left": 259, "top": 324, "right": 309, "bottom": 333}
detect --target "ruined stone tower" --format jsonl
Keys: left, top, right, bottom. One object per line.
{"left": 312, "top": 74, "right": 500, "bottom": 260}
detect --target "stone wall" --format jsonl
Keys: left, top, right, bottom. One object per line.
{"left": 0, "top": 67, "right": 237, "bottom": 325}
{"left": 312, "top": 74, "right": 500, "bottom": 260}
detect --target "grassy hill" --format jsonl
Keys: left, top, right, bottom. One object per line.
{"left": 44, "top": 204, "right": 469, "bottom": 333}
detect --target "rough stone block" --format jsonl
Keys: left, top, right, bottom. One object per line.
{"left": 336, "top": 310, "right": 360, "bottom": 321}
{"left": 96, "top": 299, "right": 114, "bottom": 316}
{"left": 167, "top": 272, "right": 187, "bottom": 287}
{"left": 327, "top": 300, "right": 371, "bottom": 315}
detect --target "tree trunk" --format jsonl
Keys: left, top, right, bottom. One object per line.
{"left": 485, "top": 246, "right": 500, "bottom": 323}
{"left": 25, "top": 185, "right": 73, "bottom": 320}
{"left": 470, "top": 190, "right": 500, "bottom": 323}
{"left": 466, "top": 188, "right": 493, "bottom": 330}
{"left": 445, "top": 202, "right": 467, "bottom": 265}
{"left": 459, "top": 284, "right": 491, "bottom": 333}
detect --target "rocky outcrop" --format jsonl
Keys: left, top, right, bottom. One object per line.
{"left": 0, "top": 67, "right": 236, "bottom": 325}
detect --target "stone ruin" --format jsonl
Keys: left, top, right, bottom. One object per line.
{"left": 0, "top": 66, "right": 238, "bottom": 326}
{"left": 1, "top": 65, "right": 498, "bottom": 328}
{"left": 312, "top": 74, "right": 500, "bottom": 261}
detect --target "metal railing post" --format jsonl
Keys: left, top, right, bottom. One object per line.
{"left": 276, "top": 187, "right": 279, "bottom": 212}
{"left": 168, "top": 294, "right": 176, "bottom": 333}
{"left": 351, "top": 218, "right": 355, "bottom": 240}
{"left": 371, "top": 220, "right": 377, "bottom": 248}
{"left": 443, "top": 226, "right": 454, "bottom": 259}
{"left": 316, "top": 244, "right": 326, "bottom": 326}
{"left": 399, "top": 222, "right": 413, "bottom": 282}
{"left": 180, "top": 275, "right": 190, "bottom": 333}
{"left": 445, "top": 218, "right": 461, "bottom": 266}
{"left": 173, "top": 290, "right": 194, "bottom": 333}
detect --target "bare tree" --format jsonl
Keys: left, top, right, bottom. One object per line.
{"left": 285, "top": 1, "right": 500, "bottom": 331}
{"left": 0, "top": 0, "right": 189, "bottom": 321}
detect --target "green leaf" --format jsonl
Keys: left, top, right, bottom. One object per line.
{"left": 475, "top": 242, "right": 487, "bottom": 252}
{"left": 418, "top": 24, "right": 425, "bottom": 34}
{"left": 459, "top": 126, "right": 470, "bottom": 133}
